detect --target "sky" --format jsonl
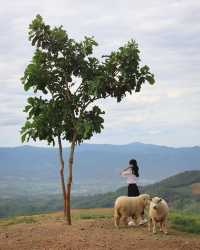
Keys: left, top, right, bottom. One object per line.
{"left": 0, "top": 0, "right": 200, "bottom": 147}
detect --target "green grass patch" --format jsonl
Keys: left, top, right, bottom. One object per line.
{"left": 78, "top": 213, "right": 112, "bottom": 220}
{"left": 170, "top": 211, "right": 200, "bottom": 234}
{"left": 0, "top": 216, "right": 37, "bottom": 227}
{"left": 0, "top": 209, "right": 113, "bottom": 227}
{"left": 72, "top": 208, "right": 113, "bottom": 220}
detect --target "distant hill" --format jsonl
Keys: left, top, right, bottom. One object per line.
{"left": 0, "top": 143, "right": 200, "bottom": 201}
{"left": 72, "top": 170, "right": 200, "bottom": 212}
{"left": 0, "top": 170, "right": 199, "bottom": 218}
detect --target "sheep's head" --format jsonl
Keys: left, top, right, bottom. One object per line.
{"left": 150, "top": 197, "right": 162, "bottom": 210}
{"left": 139, "top": 194, "right": 151, "bottom": 207}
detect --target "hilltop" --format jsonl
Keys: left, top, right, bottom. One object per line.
{"left": 0, "top": 209, "right": 200, "bottom": 250}
{"left": 72, "top": 170, "right": 200, "bottom": 211}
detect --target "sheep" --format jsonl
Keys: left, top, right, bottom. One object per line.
{"left": 148, "top": 196, "right": 169, "bottom": 234}
{"left": 114, "top": 194, "right": 150, "bottom": 228}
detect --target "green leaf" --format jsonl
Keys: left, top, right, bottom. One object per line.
{"left": 146, "top": 75, "right": 155, "bottom": 85}
{"left": 21, "top": 15, "right": 155, "bottom": 148}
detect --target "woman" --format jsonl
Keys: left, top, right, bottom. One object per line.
{"left": 120, "top": 159, "right": 140, "bottom": 197}
{"left": 120, "top": 159, "right": 147, "bottom": 225}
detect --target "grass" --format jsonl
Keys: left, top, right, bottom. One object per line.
{"left": 170, "top": 211, "right": 200, "bottom": 234}
{"left": 1, "top": 208, "right": 200, "bottom": 234}
{"left": 74, "top": 212, "right": 112, "bottom": 220}
{"left": 72, "top": 208, "right": 113, "bottom": 220}
{"left": 0, "top": 216, "right": 37, "bottom": 227}
{"left": 0, "top": 208, "right": 113, "bottom": 227}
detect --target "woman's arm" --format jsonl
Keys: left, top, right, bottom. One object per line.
{"left": 120, "top": 167, "right": 132, "bottom": 176}
{"left": 120, "top": 165, "right": 131, "bottom": 172}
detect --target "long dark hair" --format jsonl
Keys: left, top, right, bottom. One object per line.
{"left": 129, "top": 159, "right": 139, "bottom": 177}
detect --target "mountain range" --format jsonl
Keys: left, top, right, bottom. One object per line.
{"left": 0, "top": 142, "right": 200, "bottom": 197}
{"left": 0, "top": 170, "right": 199, "bottom": 218}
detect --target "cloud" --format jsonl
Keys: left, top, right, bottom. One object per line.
{"left": 0, "top": 0, "right": 199, "bottom": 147}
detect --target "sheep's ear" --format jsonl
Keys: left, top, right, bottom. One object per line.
{"left": 159, "top": 198, "right": 162, "bottom": 203}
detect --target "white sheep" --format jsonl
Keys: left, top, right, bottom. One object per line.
{"left": 114, "top": 194, "right": 150, "bottom": 228}
{"left": 148, "top": 196, "right": 169, "bottom": 234}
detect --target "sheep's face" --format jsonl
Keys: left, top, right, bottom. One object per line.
{"left": 140, "top": 194, "right": 151, "bottom": 206}
{"left": 151, "top": 197, "right": 162, "bottom": 210}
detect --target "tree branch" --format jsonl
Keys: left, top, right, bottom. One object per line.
{"left": 74, "top": 82, "right": 83, "bottom": 96}
{"left": 80, "top": 94, "right": 110, "bottom": 114}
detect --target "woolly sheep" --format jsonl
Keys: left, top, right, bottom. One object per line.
{"left": 114, "top": 194, "right": 150, "bottom": 228}
{"left": 148, "top": 196, "right": 169, "bottom": 234}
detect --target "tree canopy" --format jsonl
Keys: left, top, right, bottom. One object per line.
{"left": 21, "top": 15, "right": 154, "bottom": 145}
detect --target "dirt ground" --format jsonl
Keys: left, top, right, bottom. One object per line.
{"left": 0, "top": 210, "right": 200, "bottom": 250}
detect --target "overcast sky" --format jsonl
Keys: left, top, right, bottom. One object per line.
{"left": 0, "top": 0, "right": 200, "bottom": 147}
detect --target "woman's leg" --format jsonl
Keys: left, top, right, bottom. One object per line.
{"left": 128, "top": 184, "right": 139, "bottom": 197}
{"left": 127, "top": 184, "right": 139, "bottom": 226}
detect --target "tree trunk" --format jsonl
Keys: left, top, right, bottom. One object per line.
{"left": 58, "top": 135, "right": 67, "bottom": 219}
{"left": 66, "top": 135, "right": 76, "bottom": 225}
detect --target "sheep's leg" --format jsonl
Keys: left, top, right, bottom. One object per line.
{"left": 148, "top": 218, "right": 152, "bottom": 232}
{"left": 135, "top": 214, "right": 142, "bottom": 226}
{"left": 141, "top": 210, "right": 145, "bottom": 220}
{"left": 131, "top": 214, "right": 135, "bottom": 221}
{"left": 122, "top": 216, "right": 128, "bottom": 226}
{"left": 163, "top": 220, "right": 168, "bottom": 234}
{"left": 114, "top": 210, "right": 121, "bottom": 228}
{"left": 159, "top": 221, "right": 163, "bottom": 232}
{"left": 152, "top": 219, "right": 157, "bottom": 234}
{"left": 114, "top": 214, "right": 120, "bottom": 228}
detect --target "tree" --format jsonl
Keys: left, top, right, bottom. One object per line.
{"left": 21, "top": 15, "right": 155, "bottom": 225}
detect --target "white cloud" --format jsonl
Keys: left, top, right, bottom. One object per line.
{"left": 0, "top": 0, "right": 199, "bottom": 147}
